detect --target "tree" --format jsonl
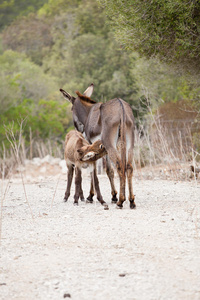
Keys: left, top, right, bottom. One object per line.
{"left": 99, "top": 0, "right": 200, "bottom": 74}
{"left": 2, "top": 14, "right": 53, "bottom": 65}
{"left": 0, "top": 50, "right": 57, "bottom": 114}
{"left": 38, "top": 0, "right": 81, "bottom": 17}
{"left": 0, "top": 0, "right": 48, "bottom": 30}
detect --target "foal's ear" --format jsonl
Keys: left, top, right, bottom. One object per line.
{"left": 83, "top": 83, "right": 94, "bottom": 98}
{"left": 60, "top": 89, "right": 75, "bottom": 104}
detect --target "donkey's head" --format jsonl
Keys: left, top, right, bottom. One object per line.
{"left": 77, "top": 140, "right": 107, "bottom": 162}
{"left": 60, "top": 84, "right": 96, "bottom": 133}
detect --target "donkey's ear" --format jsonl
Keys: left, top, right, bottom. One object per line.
{"left": 60, "top": 89, "right": 75, "bottom": 104}
{"left": 83, "top": 83, "right": 94, "bottom": 98}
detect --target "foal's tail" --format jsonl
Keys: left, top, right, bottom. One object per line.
{"left": 118, "top": 98, "right": 126, "bottom": 175}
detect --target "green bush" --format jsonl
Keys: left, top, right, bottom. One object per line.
{"left": 0, "top": 98, "right": 72, "bottom": 149}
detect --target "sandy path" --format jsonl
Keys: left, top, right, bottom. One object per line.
{"left": 0, "top": 174, "right": 200, "bottom": 300}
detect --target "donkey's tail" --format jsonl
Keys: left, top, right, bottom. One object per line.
{"left": 118, "top": 98, "right": 126, "bottom": 175}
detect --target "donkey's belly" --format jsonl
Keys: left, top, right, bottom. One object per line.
{"left": 90, "top": 134, "right": 101, "bottom": 143}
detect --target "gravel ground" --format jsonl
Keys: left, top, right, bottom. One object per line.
{"left": 0, "top": 172, "right": 200, "bottom": 300}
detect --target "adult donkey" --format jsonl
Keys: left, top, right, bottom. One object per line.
{"left": 60, "top": 84, "right": 136, "bottom": 209}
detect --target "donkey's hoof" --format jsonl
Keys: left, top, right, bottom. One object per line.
{"left": 86, "top": 199, "right": 93, "bottom": 204}
{"left": 130, "top": 201, "right": 136, "bottom": 209}
{"left": 111, "top": 199, "right": 118, "bottom": 203}
{"left": 116, "top": 202, "right": 123, "bottom": 209}
{"left": 111, "top": 194, "right": 118, "bottom": 203}
{"left": 86, "top": 196, "right": 93, "bottom": 203}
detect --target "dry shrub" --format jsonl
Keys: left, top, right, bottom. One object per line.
{"left": 133, "top": 100, "right": 200, "bottom": 179}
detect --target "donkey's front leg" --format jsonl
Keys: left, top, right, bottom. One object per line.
{"left": 74, "top": 167, "right": 82, "bottom": 205}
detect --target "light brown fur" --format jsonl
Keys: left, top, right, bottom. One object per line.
{"left": 64, "top": 130, "right": 107, "bottom": 206}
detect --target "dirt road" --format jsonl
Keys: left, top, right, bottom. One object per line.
{"left": 0, "top": 174, "right": 200, "bottom": 299}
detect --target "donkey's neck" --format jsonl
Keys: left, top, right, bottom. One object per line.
{"left": 73, "top": 100, "right": 94, "bottom": 129}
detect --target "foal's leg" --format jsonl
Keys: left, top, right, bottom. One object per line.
{"left": 74, "top": 167, "right": 82, "bottom": 205}
{"left": 64, "top": 164, "right": 74, "bottom": 202}
{"left": 86, "top": 177, "right": 94, "bottom": 203}
{"left": 79, "top": 185, "right": 85, "bottom": 201}
{"left": 92, "top": 164, "right": 107, "bottom": 207}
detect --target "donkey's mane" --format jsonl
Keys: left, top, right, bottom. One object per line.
{"left": 75, "top": 91, "right": 96, "bottom": 104}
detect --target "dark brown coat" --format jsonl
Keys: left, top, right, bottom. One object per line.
{"left": 60, "top": 84, "right": 136, "bottom": 209}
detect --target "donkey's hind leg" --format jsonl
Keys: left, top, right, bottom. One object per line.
{"left": 102, "top": 126, "right": 126, "bottom": 208}
{"left": 127, "top": 155, "right": 136, "bottom": 209}
{"left": 126, "top": 130, "right": 136, "bottom": 209}
{"left": 107, "top": 147, "right": 126, "bottom": 208}
{"left": 105, "top": 156, "right": 118, "bottom": 202}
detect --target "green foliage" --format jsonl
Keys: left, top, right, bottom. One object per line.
{"left": 0, "top": 0, "right": 199, "bottom": 159}
{"left": 37, "top": 99, "right": 72, "bottom": 138}
{"left": 0, "top": 50, "right": 57, "bottom": 114}
{"left": 132, "top": 56, "right": 200, "bottom": 104}
{"left": 0, "top": 0, "right": 48, "bottom": 30}
{"left": 99, "top": 0, "right": 200, "bottom": 73}
{"left": 75, "top": 1, "right": 109, "bottom": 36}
{"left": 41, "top": 1, "right": 139, "bottom": 105}
{"left": 38, "top": 0, "right": 81, "bottom": 17}
{"left": 0, "top": 98, "right": 72, "bottom": 148}
{"left": 2, "top": 14, "right": 53, "bottom": 65}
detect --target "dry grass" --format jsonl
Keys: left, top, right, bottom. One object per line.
{"left": 133, "top": 119, "right": 200, "bottom": 180}
{"left": 132, "top": 96, "right": 200, "bottom": 180}
{"left": 2, "top": 120, "right": 34, "bottom": 219}
{"left": 0, "top": 112, "right": 199, "bottom": 181}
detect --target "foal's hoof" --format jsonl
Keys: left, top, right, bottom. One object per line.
{"left": 130, "top": 201, "right": 136, "bottom": 209}
{"left": 63, "top": 197, "right": 68, "bottom": 202}
{"left": 73, "top": 202, "right": 78, "bottom": 206}
{"left": 80, "top": 198, "right": 85, "bottom": 202}
{"left": 103, "top": 203, "right": 109, "bottom": 210}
